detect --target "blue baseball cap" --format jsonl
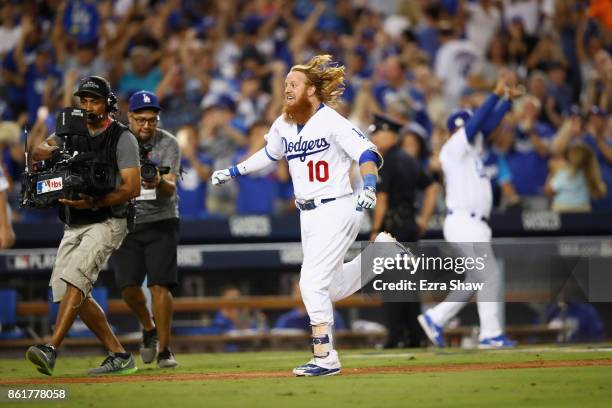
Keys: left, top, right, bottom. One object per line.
{"left": 446, "top": 109, "right": 473, "bottom": 132}
{"left": 128, "top": 90, "right": 161, "bottom": 112}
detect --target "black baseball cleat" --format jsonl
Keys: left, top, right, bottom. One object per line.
{"left": 26, "top": 344, "right": 57, "bottom": 376}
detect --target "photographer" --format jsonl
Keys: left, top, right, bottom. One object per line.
{"left": 26, "top": 76, "right": 141, "bottom": 376}
{"left": 111, "top": 91, "right": 180, "bottom": 368}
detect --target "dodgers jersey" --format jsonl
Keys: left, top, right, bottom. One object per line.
{"left": 265, "top": 105, "right": 377, "bottom": 201}
{"left": 440, "top": 128, "right": 492, "bottom": 217}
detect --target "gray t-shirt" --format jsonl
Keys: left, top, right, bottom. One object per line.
{"left": 134, "top": 128, "right": 180, "bottom": 224}
{"left": 50, "top": 123, "right": 140, "bottom": 214}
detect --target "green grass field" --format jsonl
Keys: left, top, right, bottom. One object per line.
{"left": 1, "top": 345, "right": 611, "bottom": 408}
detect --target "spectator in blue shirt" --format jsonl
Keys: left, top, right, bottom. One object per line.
{"left": 582, "top": 107, "right": 612, "bottom": 210}
{"left": 552, "top": 107, "right": 612, "bottom": 211}
{"left": 506, "top": 95, "right": 555, "bottom": 197}
{"left": 414, "top": 4, "right": 441, "bottom": 61}
{"left": 233, "top": 121, "right": 289, "bottom": 215}
{"left": 545, "top": 143, "right": 606, "bottom": 212}
{"left": 545, "top": 302, "right": 604, "bottom": 343}
{"left": 118, "top": 46, "right": 162, "bottom": 98}
{"left": 482, "top": 144, "right": 519, "bottom": 210}
{"left": 175, "top": 125, "right": 213, "bottom": 219}
{"left": 62, "top": 0, "right": 100, "bottom": 46}
{"left": 211, "top": 285, "right": 267, "bottom": 333}
{"left": 234, "top": 71, "right": 271, "bottom": 129}
{"left": 1, "top": 16, "right": 43, "bottom": 119}
{"left": 544, "top": 61, "right": 573, "bottom": 128}
{"left": 156, "top": 65, "right": 204, "bottom": 134}
{"left": 24, "top": 44, "right": 62, "bottom": 125}
{"left": 373, "top": 56, "right": 432, "bottom": 135}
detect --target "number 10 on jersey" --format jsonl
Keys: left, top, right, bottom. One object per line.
{"left": 307, "top": 160, "right": 329, "bottom": 182}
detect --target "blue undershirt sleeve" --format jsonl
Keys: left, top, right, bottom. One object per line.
{"left": 465, "top": 93, "right": 500, "bottom": 143}
{"left": 482, "top": 98, "right": 512, "bottom": 137}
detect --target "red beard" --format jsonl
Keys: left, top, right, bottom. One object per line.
{"left": 283, "top": 92, "right": 315, "bottom": 125}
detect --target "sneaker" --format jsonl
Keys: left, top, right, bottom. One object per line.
{"left": 478, "top": 334, "right": 517, "bottom": 349}
{"left": 293, "top": 359, "right": 340, "bottom": 377}
{"left": 88, "top": 353, "right": 138, "bottom": 376}
{"left": 140, "top": 328, "right": 159, "bottom": 364}
{"left": 417, "top": 313, "right": 446, "bottom": 347}
{"left": 157, "top": 348, "right": 179, "bottom": 369}
{"left": 26, "top": 344, "right": 56, "bottom": 376}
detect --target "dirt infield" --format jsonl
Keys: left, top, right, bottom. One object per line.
{"left": 2, "top": 358, "right": 610, "bottom": 385}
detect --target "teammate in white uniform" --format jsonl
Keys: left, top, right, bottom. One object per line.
{"left": 418, "top": 72, "right": 522, "bottom": 349}
{"left": 212, "top": 55, "right": 405, "bottom": 376}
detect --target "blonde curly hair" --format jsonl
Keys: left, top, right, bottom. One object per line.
{"left": 290, "top": 54, "right": 345, "bottom": 106}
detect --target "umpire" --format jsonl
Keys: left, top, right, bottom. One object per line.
{"left": 369, "top": 114, "right": 438, "bottom": 348}
{"left": 111, "top": 90, "right": 180, "bottom": 368}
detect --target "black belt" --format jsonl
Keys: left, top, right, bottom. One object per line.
{"left": 296, "top": 197, "right": 337, "bottom": 211}
{"left": 447, "top": 209, "right": 489, "bottom": 224}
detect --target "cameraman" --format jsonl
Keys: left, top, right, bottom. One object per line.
{"left": 26, "top": 76, "right": 141, "bottom": 376}
{"left": 111, "top": 91, "right": 180, "bottom": 368}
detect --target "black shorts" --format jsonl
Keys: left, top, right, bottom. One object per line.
{"left": 111, "top": 218, "right": 179, "bottom": 290}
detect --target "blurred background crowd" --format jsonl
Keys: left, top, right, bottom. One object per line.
{"left": 0, "top": 0, "right": 610, "bottom": 223}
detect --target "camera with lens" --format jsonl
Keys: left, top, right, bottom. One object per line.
{"left": 20, "top": 108, "right": 117, "bottom": 209}
{"left": 139, "top": 143, "right": 170, "bottom": 183}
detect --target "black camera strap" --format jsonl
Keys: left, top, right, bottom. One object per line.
{"left": 63, "top": 205, "right": 71, "bottom": 225}
{"left": 126, "top": 200, "right": 136, "bottom": 232}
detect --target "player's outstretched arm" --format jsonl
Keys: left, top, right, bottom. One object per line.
{"left": 211, "top": 147, "right": 278, "bottom": 185}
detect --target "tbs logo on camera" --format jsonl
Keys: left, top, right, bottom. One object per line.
{"left": 36, "top": 177, "right": 63, "bottom": 194}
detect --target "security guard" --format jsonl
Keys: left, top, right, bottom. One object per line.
{"left": 369, "top": 114, "right": 438, "bottom": 348}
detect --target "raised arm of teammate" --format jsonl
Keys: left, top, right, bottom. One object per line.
{"left": 464, "top": 94, "right": 500, "bottom": 143}
{"left": 465, "top": 71, "right": 523, "bottom": 143}
{"left": 481, "top": 99, "right": 513, "bottom": 137}
{"left": 481, "top": 72, "right": 525, "bottom": 137}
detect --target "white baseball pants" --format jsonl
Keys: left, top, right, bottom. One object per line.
{"left": 299, "top": 196, "right": 364, "bottom": 326}
{"left": 426, "top": 212, "right": 504, "bottom": 340}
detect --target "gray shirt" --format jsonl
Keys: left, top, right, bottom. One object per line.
{"left": 50, "top": 122, "right": 140, "bottom": 214}
{"left": 134, "top": 128, "right": 180, "bottom": 224}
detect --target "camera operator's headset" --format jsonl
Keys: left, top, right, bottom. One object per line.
{"left": 75, "top": 76, "right": 119, "bottom": 114}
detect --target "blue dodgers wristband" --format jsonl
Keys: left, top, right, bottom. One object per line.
{"left": 359, "top": 150, "right": 380, "bottom": 166}
{"left": 363, "top": 174, "right": 377, "bottom": 191}
{"left": 229, "top": 165, "right": 241, "bottom": 178}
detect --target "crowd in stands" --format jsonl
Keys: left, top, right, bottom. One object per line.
{"left": 0, "top": 0, "right": 610, "bottom": 223}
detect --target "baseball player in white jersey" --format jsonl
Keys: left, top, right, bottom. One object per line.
{"left": 418, "top": 73, "right": 522, "bottom": 349}
{"left": 212, "top": 55, "right": 405, "bottom": 376}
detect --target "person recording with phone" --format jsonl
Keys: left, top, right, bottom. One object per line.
{"left": 26, "top": 76, "right": 141, "bottom": 376}
{"left": 110, "top": 90, "right": 181, "bottom": 368}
